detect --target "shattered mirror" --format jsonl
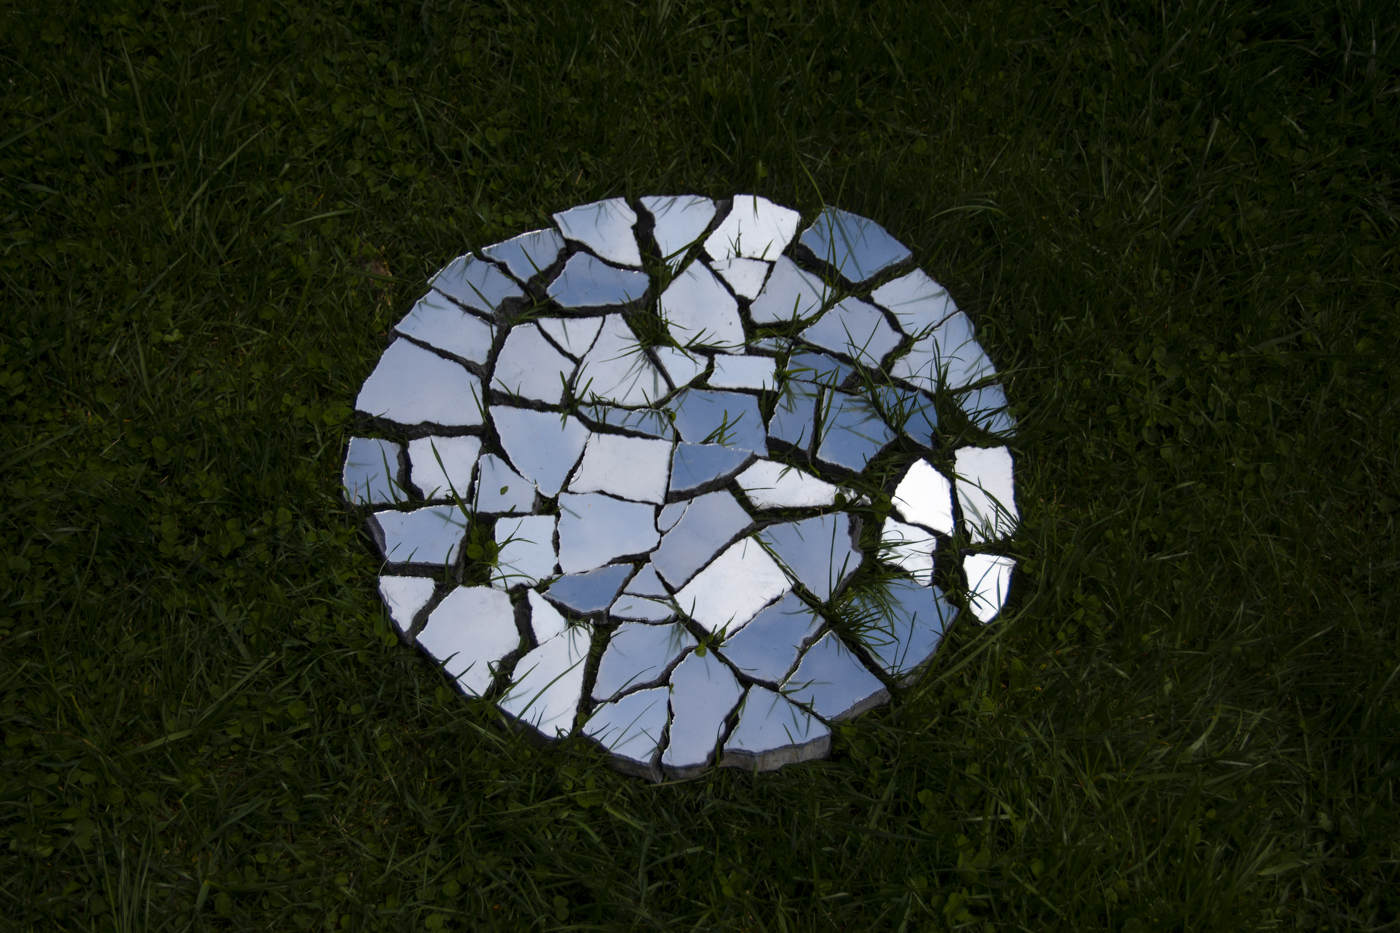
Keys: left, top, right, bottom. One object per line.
{"left": 344, "top": 195, "right": 1019, "bottom": 781}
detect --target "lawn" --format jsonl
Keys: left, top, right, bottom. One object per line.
{"left": 1, "top": 0, "right": 1397, "bottom": 930}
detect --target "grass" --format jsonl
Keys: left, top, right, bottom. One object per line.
{"left": 1, "top": 0, "right": 1397, "bottom": 929}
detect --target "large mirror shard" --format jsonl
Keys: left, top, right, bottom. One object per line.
{"left": 641, "top": 195, "right": 716, "bottom": 269}
{"left": 663, "top": 650, "right": 743, "bottom": 778}
{"left": 891, "top": 312, "right": 997, "bottom": 393}
{"left": 671, "top": 389, "right": 767, "bottom": 453}
{"left": 408, "top": 435, "right": 481, "bottom": 501}
{"left": 474, "top": 454, "right": 535, "bottom": 514}
{"left": 344, "top": 437, "right": 405, "bottom": 506}
{"left": 782, "top": 632, "right": 888, "bottom": 721}
{"left": 416, "top": 586, "right": 519, "bottom": 697}
{"left": 557, "top": 493, "right": 660, "bottom": 574}
{"left": 816, "top": 390, "right": 896, "bottom": 473}
{"left": 553, "top": 198, "right": 643, "bottom": 268}
{"left": 569, "top": 433, "right": 672, "bottom": 504}
{"left": 574, "top": 315, "right": 667, "bottom": 407}
{"left": 497, "top": 624, "right": 590, "bottom": 739}
{"left": 378, "top": 575, "right": 436, "bottom": 636}
{"left": 703, "top": 194, "right": 800, "bottom": 261}
{"left": 965, "top": 554, "right": 1016, "bottom": 623}
{"left": 493, "top": 515, "right": 559, "bottom": 589}
{"left": 545, "top": 563, "right": 633, "bottom": 615}
{"left": 430, "top": 254, "right": 524, "bottom": 315}
{"left": 798, "top": 206, "right": 912, "bottom": 284}
{"left": 582, "top": 686, "right": 670, "bottom": 781}
{"left": 394, "top": 290, "right": 495, "bottom": 365}
{"left": 536, "top": 315, "right": 603, "bottom": 360}
{"left": 592, "top": 622, "right": 696, "bottom": 701}
{"left": 547, "top": 253, "right": 649, "bottom": 309}
{"left": 953, "top": 446, "right": 1018, "bottom": 543}
{"left": 736, "top": 460, "right": 839, "bottom": 509}
{"left": 528, "top": 589, "right": 569, "bottom": 642}
{"left": 717, "top": 591, "right": 822, "bottom": 684}
{"left": 355, "top": 340, "right": 484, "bottom": 428}
{"left": 709, "top": 353, "right": 776, "bottom": 391}
{"left": 759, "top": 514, "right": 862, "bottom": 602}
{"left": 892, "top": 460, "right": 954, "bottom": 535}
{"left": 749, "top": 256, "right": 831, "bottom": 325}
{"left": 491, "top": 324, "right": 576, "bottom": 404}
{"left": 869, "top": 268, "right": 957, "bottom": 337}
{"left": 673, "top": 537, "right": 790, "bottom": 635}
{"left": 668, "top": 443, "right": 754, "bottom": 497}
{"left": 369, "top": 504, "right": 468, "bottom": 566}
{"left": 651, "top": 490, "right": 754, "bottom": 589}
{"left": 957, "top": 384, "right": 1015, "bottom": 437}
{"left": 658, "top": 261, "right": 745, "bottom": 349}
{"left": 482, "top": 227, "right": 565, "bottom": 282}
{"left": 767, "top": 381, "right": 820, "bottom": 451}
{"left": 710, "top": 257, "right": 770, "bottom": 299}
{"left": 852, "top": 578, "right": 956, "bottom": 678}
{"left": 800, "top": 297, "right": 902, "bottom": 367}
{"left": 880, "top": 517, "right": 935, "bottom": 584}
{"left": 720, "top": 686, "right": 831, "bottom": 771}
{"left": 492, "top": 408, "right": 590, "bottom": 497}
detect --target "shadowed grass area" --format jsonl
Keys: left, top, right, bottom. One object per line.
{"left": 1, "top": 0, "right": 1396, "bottom": 930}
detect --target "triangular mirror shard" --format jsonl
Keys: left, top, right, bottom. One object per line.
{"left": 721, "top": 686, "right": 831, "bottom": 771}
{"left": 497, "top": 625, "right": 590, "bottom": 739}
{"left": 749, "top": 256, "right": 831, "bottom": 325}
{"left": 891, "top": 312, "right": 996, "bottom": 394}
{"left": 658, "top": 261, "right": 745, "bottom": 349}
{"left": 354, "top": 340, "right": 483, "bottom": 428}
{"left": 553, "top": 198, "right": 643, "bottom": 267}
{"left": 965, "top": 553, "right": 1016, "bottom": 623}
{"left": 798, "top": 206, "right": 912, "bottom": 284}
{"left": 482, "top": 227, "right": 565, "bottom": 282}
{"left": 544, "top": 563, "right": 634, "bottom": 615}
{"left": 430, "top": 253, "right": 524, "bottom": 315}
{"left": 491, "top": 324, "right": 576, "bottom": 404}
{"left": 711, "top": 257, "right": 771, "bottom": 299}
{"left": 851, "top": 578, "right": 957, "bottom": 678}
{"left": 641, "top": 195, "right": 716, "bottom": 269}
{"left": 536, "top": 315, "right": 603, "bottom": 359}
{"left": 394, "top": 290, "right": 495, "bottom": 365}
{"left": 492, "top": 407, "right": 590, "bottom": 497}
{"left": 668, "top": 444, "right": 755, "bottom": 496}
{"left": 624, "top": 562, "right": 669, "bottom": 597}
{"left": 758, "top": 513, "right": 863, "bottom": 602}
{"left": 703, "top": 195, "right": 801, "bottom": 261}
{"left": 378, "top": 575, "right": 436, "bottom": 636}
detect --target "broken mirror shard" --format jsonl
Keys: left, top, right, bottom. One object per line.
{"left": 658, "top": 261, "right": 745, "bottom": 349}
{"left": 965, "top": 553, "right": 1015, "bottom": 623}
{"left": 553, "top": 198, "right": 643, "bottom": 268}
{"left": 369, "top": 505, "right": 468, "bottom": 566}
{"left": 355, "top": 339, "right": 484, "bottom": 428}
{"left": 759, "top": 514, "right": 863, "bottom": 602}
{"left": 430, "top": 253, "right": 523, "bottom": 315}
{"left": 735, "top": 460, "right": 839, "bottom": 509}
{"left": 799, "top": 206, "right": 913, "bottom": 284}
{"left": 954, "top": 446, "right": 1018, "bottom": 543}
{"left": 394, "top": 289, "right": 495, "bottom": 365}
{"left": 492, "top": 408, "right": 590, "bottom": 497}
{"left": 651, "top": 490, "right": 754, "bottom": 588}
{"left": 416, "top": 586, "right": 519, "bottom": 697}
{"left": 671, "top": 389, "right": 767, "bottom": 453}
{"left": 709, "top": 353, "right": 776, "bottom": 391}
{"left": 718, "top": 591, "right": 822, "bottom": 684}
{"left": 545, "top": 563, "right": 633, "bottom": 615}
{"left": 669, "top": 444, "right": 754, "bottom": 496}
{"left": 408, "top": 435, "right": 480, "bottom": 501}
{"left": 853, "top": 578, "right": 957, "bottom": 678}
{"left": 721, "top": 685, "right": 831, "bottom": 771}
{"left": 344, "top": 437, "right": 405, "bottom": 505}
{"left": 570, "top": 433, "right": 672, "bottom": 504}
{"left": 491, "top": 324, "right": 575, "bottom": 404}
{"left": 493, "top": 515, "right": 558, "bottom": 589}
{"left": 536, "top": 315, "right": 603, "bottom": 359}
{"left": 474, "top": 454, "right": 535, "bottom": 514}
{"left": 642, "top": 195, "right": 716, "bottom": 268}
{"left": 348, "top": 195, "right": 1021, "bottom": 779}
{"left": 711, "top": 257, "right": 770, "bottom": 299}
{"left": 593, "top": 622, "right": 696, "bottom": 701}
{"left": 482, "top": 227, "right": 565, "bottom": 282}
{"left": 782, "top": 632, "right": 889, "bottom": 721}
{"left": 749, "top": 256, "right": 831, "bottom": 325}
{"left": 378, "top": 575, "right": 436, "bottom": 636}
{"left": 664, "top": 650, "right": 744, "bottom": 778}
{"left": 870, "top": 268, "right": 957, "bottom": 336}
{"left": 800, "top": 297, "right": 902, "bottom": 367}
{"left": 583, "top": 686, "right": 670, "bottom": 780}
{"left": 497, "top": 624, "right": 589, "bottom": 738}
{"left": 893, "top": 460, "right": 955, "bottom": 535}
{"left": 548, "top": 253, "right": 649, "bottom": 309}
{"left": 557, "top": 493, "right": 660, "bottom": 573}
{"left": 674, "top": 537, "right": 790, "bottom": 635}
{"left": 704, "top": 194, "right": 801, "bottom": 261}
